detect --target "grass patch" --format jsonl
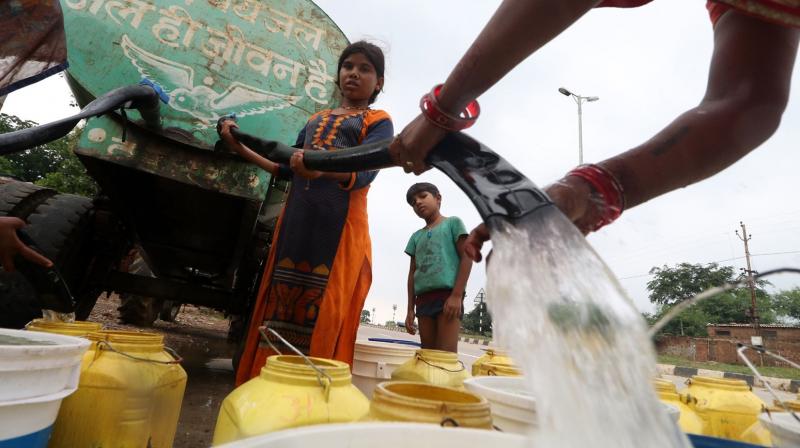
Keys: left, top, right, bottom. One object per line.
{"left": 658, "top": 354, "right": 800, "bottom": 380}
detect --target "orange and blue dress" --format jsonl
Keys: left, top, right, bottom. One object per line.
{"left": 598, "top": 0, "right": 800, "bottom": 28}
{"left": 235, "top": 109, "right": 393, "bottom": 385}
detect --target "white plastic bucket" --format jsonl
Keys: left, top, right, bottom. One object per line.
{"left": 759, "top": 412, "right": 800, "bottom": 447}
{"left": 0, "top": 329, "right": 89, "bottom": 401}
{"left": 463, "top": 376, "right": 536, "bottom": 434}
{"left": 215, "top": 422, "right": 526, "bottom": 447}
{"left": 0, "top": 387, "right": 76, "bottom": 447}
{"left": 352, "top": 340, "right": 416, "bottom": 398}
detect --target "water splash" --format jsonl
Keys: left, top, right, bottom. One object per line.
{"left": 486, "top": 207, "right": 689, "bottom": 447}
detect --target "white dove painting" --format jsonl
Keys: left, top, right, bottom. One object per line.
{"left": 121, "top": 34, "right": 300, "bottom": 126}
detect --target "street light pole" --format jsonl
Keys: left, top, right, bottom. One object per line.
{"left": 559, "top": 87, "right": 599, "bottom": 165}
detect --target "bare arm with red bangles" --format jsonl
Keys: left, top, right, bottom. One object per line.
{"left": 391, "top": 1, "right": 798, "bottom": 262}
{"left": 389, "top": 0, "right": 601, "bottom": 174}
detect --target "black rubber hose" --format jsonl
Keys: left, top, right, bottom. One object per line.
{"left": 227, "top": 127, "right": 553, "bottom": 225}
{"left": 230, "top": 127, "right": 393, "bottom": 172}
{"left": 0, "top": 84, "right": 160, "bottom": 155}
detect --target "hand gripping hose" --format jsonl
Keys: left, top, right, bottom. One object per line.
{"left": 229, "top": 127, "right": 554, "bottom": 227}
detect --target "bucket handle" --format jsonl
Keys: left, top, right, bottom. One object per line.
{"left": 440, "top": 417, "right": 460, "bottom": 427}
{"left": 415, "top": 353, "right": 466, "bottom": 373}
{"left": 258, "top": 326, "right": 333, "bottom": 401}
{"left": 440, "top": 417, "right": 500, "bottom": 431}
{"left": 736, "top": 343, "right": 800, "bottom": 424}
{"left": 95, "top": 340, "right": 183, "bottom": 364}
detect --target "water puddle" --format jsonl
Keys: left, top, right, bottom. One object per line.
{"left": 205, "top": 357, "right": 234, "bottom": 373}
{"left": 487, "top": 207, "right": 689, "bottom": 447}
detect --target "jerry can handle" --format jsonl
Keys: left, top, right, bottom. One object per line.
{"left": 414, "top": 352, "right": 466, "bottom": 373}
{"left": 440, "top": 418, "right": 460, "bottom": 427}
{"left": 96, "top": 340, "right": 183, "bottom": 364}
{"left": 258, "top": 326, "right": 333, "bottom": 401}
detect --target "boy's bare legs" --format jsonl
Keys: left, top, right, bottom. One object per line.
{"left": 435, "top": 312, "right": 461, "bottom": 353}
{"left": 417, "top": 316, "right": 437, "bottom": 349}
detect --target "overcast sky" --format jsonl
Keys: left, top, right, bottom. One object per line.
{"left": 5, "top": 0, "right": 800, "bottom": 325}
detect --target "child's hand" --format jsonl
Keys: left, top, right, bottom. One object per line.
{"left": 290, "top": 150, "right": 322, "bottom": 180}
{"left": 443, "top": 294, "right": 462, "bottom": 321}
{"left": 0, "top": 217, "right": 53, "bottom": 272}
{"left": 464, "top": 223, "right": 490, "bottom": 263}
{"left": 404, "top": 312, "right": 416, "bottom": 335}
{"left": 217, "top": 119, "right": 239, "bottom": 149}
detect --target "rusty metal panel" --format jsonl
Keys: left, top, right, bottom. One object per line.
{"left": 61, "top": 0, "right": 349, "bottom": 150}
{"left": 76, "top": 115, "right": 271, "bottom": 200}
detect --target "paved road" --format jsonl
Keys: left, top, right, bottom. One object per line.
{"left": 356, "top": 325, "right": 487, "bottom": 370}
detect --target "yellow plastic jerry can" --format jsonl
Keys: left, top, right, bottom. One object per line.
{"left": 477, "top": 362, "right": 522, "bottom": 377}
{"left": 212, "top": 355, "right": 369, "bottom": 445}
{"left": 367, "top": 381, "right": 493, "bottom": 429}
{"left": 471, "top": 348, "right": 514, "bottom": 376}
{"left": 683, "top": 375, "right": 765, "bottom": 442}
{"left": 47, "top": 330, "right": 186, "bottom": 448}
{"left": 25, "top": 319, "right": 102, "bottom": 337}
{"left": 391, "top": 349, "right": 470, "bottom": 388}
{"left": 741, "top": 398, "right": 800, "bottom": 445}
{"left": 653, "top": 378, "right": 705, "bottom": 434}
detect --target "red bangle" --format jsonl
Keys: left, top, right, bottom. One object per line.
{"left": 567, "top": 164, "right": 625, "bottom": 231}
{"left": 419, "top": 84, "right": 480, "bottom": 131}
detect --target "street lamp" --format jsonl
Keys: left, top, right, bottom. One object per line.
{"left": 558, "top": 87, "right": 599, "bottom": 164}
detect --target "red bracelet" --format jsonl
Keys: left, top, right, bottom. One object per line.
{"left": 419, "top": 84, "right": 480, "bottom": 131}
{"left": 567, "top": 164, "right": 625, "bottom": 231}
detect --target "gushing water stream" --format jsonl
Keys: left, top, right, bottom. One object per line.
{"left": 486, "top": 207, "right": 690, "bottom": 447}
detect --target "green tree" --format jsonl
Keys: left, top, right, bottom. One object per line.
{"left": 773, "top": 288, "right": 800, "bottom": 321}
{"left": 648, "top": 263, "right": 738, "bottom": 306}
{"left": 0, "top": 114, "right": 97, "bottom": 196}
{"left": 360, "top": 309, "right": 371, "bottom": 323}
{"left": 647, "top": 263, "right": 774, "bottom": 337}
{"left": 462, "top": 302, "right": 492, "bottom": 336}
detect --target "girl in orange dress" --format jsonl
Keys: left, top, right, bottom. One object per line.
{"left": 219, "top": 41, "right": 393, "bottom": 385}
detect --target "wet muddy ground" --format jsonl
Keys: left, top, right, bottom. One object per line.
{"left": 88, "top": 294, "right": 235, "bottom": 447}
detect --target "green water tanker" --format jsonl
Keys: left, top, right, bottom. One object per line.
{"left": 0, "top": 0, "right": 349, "bottom": 340}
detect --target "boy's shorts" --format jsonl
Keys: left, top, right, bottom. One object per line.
{"left": 415, "top": 289, "right": 464, "bottom": 319}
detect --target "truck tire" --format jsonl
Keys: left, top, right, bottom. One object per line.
{"left": 0, "top": 180, "right": 57, "bottom": 218}
{"left": 0, "top": 181, "right": 57, "bottom": 328}
{"left": 20, "top": 192, "right": 96, "bottom": 314}
{"left": 0, "top": 189, "right": 95, "bottom": 326}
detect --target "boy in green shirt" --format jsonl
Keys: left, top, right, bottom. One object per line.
{"left": 404, "top": 183, "right": 472, "bottom": 353}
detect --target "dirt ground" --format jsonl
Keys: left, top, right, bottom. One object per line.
{"left": 87, "top": 294, "right": 236, "bottom": 447}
